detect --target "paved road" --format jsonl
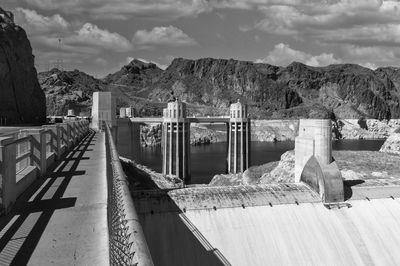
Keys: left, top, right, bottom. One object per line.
{"left": 0, "top": 130, "right": 109, "bottom": 265}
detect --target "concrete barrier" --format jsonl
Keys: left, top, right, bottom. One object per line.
{"left": 0, "top": 120, "right": 90, "bottom": 215}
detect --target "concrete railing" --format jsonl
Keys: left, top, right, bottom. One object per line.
{"left": 0, "top": 120, "right": 90, "bottom": 215}
{"left": 104, "top": 122, "right": 154, "bottom": 266}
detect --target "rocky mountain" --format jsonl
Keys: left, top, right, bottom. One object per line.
{"left": 104, "top": 59, "right": 164, "bottom": 116}
{"left": 39, "top": 57, "right": 400, "bottom": 120}
{"left": 107, "top": 58, "right": 400, "bottom": 119}
{"left": 0, "top": 8, "right": 46, "bottom": 124}
{"left": 104, "top": 59, "right": 163, "bottom": 89}
{"left": 38, "top": 68, "right": 106, "bottom": 116}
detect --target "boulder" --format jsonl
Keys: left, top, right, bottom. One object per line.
{"left": 380, "top": 133, "right": 400, "bottom": 154}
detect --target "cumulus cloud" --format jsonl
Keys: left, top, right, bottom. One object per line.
{"left": 24, "top": 0, "right": 212, "bottom": 20}
{"left": 14, "top": 9, "right": 132, "bottom": 53}
{"left": 255, "top": 0, "right": 400, "bottom": 47}
{"left": 68, "top": 23, "right": 132, "bottom": 52}
{"left": 14, "top": 7, "right": 69, "bottom": 34}
{"left": 340, "top": 45, "right": 400, "bottom": 68}
{"left": 132, "top": 26, "right": 197, "bottom": 47}
{"left": 256, "top": 43, "right": 342, "bottom": 67}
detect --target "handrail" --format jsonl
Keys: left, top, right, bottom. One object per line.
{"left": 16, "top": 151, "right": 31, "bottom": 163}
{"left": 5, "top": 136, "right": 32, "bottom": 147}
{"left": 104, "top": 122, "right": 154, "bottom": 266}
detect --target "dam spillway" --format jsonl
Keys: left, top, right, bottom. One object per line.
{"left": 131, "top": 184, "right": 400, "bottom": 266}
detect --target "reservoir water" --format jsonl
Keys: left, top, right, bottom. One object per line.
{"left": 117, "top": 134, "right": 385, "bottom": 184}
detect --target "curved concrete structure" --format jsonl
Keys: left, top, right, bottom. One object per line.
{"left": 295, "top": 119, "right": 344, "bottom": 202}
{"left": 301, "top": 156, "right": 343, "bottom": 202}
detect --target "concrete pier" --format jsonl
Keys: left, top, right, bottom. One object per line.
{"left": 228, "top": 101, "right": 250, "bottom": 174}
{"left": 162, "top": 101, "right": 190, "bottom": 183}
{"left": 91, "top": 92, "right": 116, "bottom": 132}
{"left": 295, "top": 119, "right": 343, "bottom": 203}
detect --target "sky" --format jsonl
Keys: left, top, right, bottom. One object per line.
{"left": 3, "top": 0, "right": 400, "bottom": 77}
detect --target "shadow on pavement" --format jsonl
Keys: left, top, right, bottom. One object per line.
{"left": 0, "top": 130, "right": 95, "bottom": 265}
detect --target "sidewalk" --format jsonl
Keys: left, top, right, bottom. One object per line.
{"left": 0, "top": 130, "right": 109, "bottom": 266}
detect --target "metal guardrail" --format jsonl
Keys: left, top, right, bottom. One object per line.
{"left": 104, "top": 122, "right": 154, "bottom": 266}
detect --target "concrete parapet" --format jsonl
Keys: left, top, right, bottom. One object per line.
{"left": 0, "top": 121, "right": 90, "bottom": 215}
{"left": 25, "top": 129, "right": 47, "bottom": 175}
{"left": 295, "top": 119, "right": 343, "bottom": 203}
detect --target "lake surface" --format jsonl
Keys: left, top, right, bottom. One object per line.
{"left": 117, "top": 135, "right": 385, "bottom": 184}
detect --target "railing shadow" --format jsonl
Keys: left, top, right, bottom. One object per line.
{"left": 0, "top": 130, "right": 95, "bottom": 265}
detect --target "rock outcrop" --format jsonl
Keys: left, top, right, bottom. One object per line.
{"left": 38, "top": 68, "right": 106, "bottom": 116}
{"left": 0, "top": 8, "right": 46, "bottom": 124}
{"left": 209, "top": 150, "right": 400, "bottom": 186}
{"left": 379, "top": 133, "right": 400, "bottom": 154}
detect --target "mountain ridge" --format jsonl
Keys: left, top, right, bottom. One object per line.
{"left": 40, "top": 57, "right": 400, "bottom": 119}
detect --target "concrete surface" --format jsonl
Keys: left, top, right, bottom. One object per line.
{"left": 134, "top": 183, "right": 400, "bottom": 266}
{"left": 0, "top": 131, "right": 109, "bottom": 265}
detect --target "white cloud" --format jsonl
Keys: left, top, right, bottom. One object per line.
{"left": 94, "top": 57, "right": 108, "bottom": 67}
{"left": 14, "top": 9, "right": 132, "bottom": 54}
{"left": 68, "top": 23, "right": 132, "bottom": 52}
{"left": 24, "top": 0, "right": 212, "bottom": 20}
{"left": 360, "top": 62, "right": 378, "bottom": 70}
{"left": 256, "top": 43, "right": 342, "bottom": 67}
{"left": 132, "top": 26, "right": 197, "bottom": 47}
{"left": 340, "top": 45, "right": 400, "bottom": 67}
{"left": 13, "top": 8, "right": 133, "bottom": 73}
{"left": 14, "top": 8, "right": 69, "bottom": 34}
{"left": 255, "top": 0, "right": 400, "bottom": 47}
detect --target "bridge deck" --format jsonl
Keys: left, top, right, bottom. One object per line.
{"left": 0, "top": 131, "right": 109, "bottom": 265}
{"left": 129, "top": 117, "right": 230, "bottom": 124}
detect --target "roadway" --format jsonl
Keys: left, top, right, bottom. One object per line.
{"left": 0, "top": 130, "right": 109, "bottom": 265}
{"left": 129, "top": 117, "right": 230, "bottom": 124}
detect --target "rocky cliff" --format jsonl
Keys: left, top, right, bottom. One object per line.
{"left": 38, "top": 58, "right": 400, "bottom": 121}
{"left": 0, "top": 8, "right": 46, "bottom": 124}
{"left": 106, "top": 58, "right": 400, "bottom": 120}
{"left": 38, "top": 68, "right": 106, "bottom": 116}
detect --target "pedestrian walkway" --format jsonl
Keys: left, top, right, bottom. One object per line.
{"left": 0, "top": 130, "right": 109, "bottom": 266}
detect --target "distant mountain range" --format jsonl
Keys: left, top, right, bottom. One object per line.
{"left": 39, "top": 58, "right": 400, "bottom": 119}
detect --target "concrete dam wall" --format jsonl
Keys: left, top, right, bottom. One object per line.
{"left": 136, "top": 192, "right": 400, "bottom": 265}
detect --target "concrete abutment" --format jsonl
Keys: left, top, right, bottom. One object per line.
{"left": 295, "top": 119, "right": 344, "bottom": 203}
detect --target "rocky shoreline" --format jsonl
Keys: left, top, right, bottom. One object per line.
{"left": 139, "top": 118, "right": 400, "bottom": 147}
{"left": 210, "top": 148, "right": 400, "bottom": 186}
{"left": 120, "top": 156, "right": 183, "bottom": 189}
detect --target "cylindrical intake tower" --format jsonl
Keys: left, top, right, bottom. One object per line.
{"left": 162, "top": 100, "right": 190, "bottom": 183}
{"left": 228, "top": 100, "right": 251, "bottom": 173}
